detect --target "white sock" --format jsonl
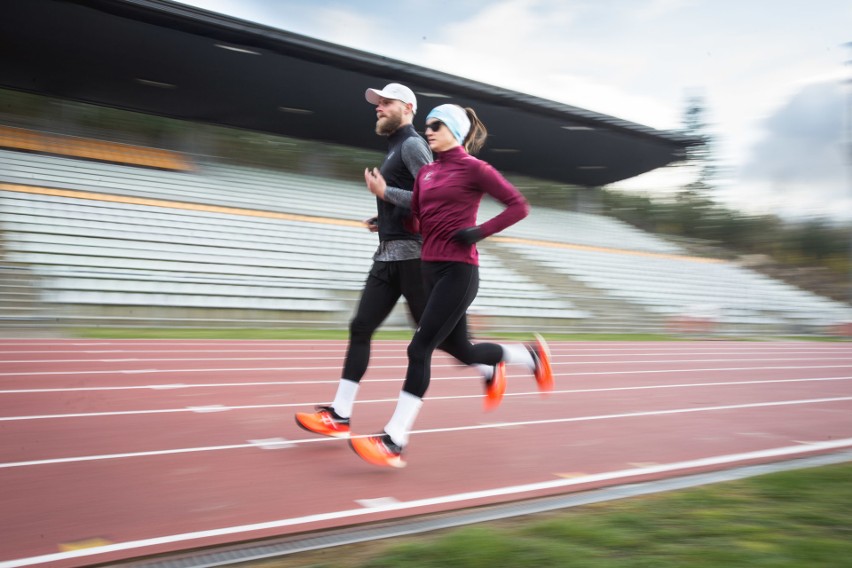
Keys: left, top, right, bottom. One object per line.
{"left": 475, "top": 363, "right": 493, "bottom": 380}
{"left": 384, "top": 391, "right": 423, "bottom": 447}
{"left": 331, "top": 379, "right": 359, "bottom": 419}
{"left": 501, "top": 344, "right": 535, "bottom": 371}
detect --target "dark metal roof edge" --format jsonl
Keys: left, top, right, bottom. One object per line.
{"left": 73, "top": 0, "right": 695, "bottom": 148}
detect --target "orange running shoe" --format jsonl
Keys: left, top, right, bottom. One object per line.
{"left": 528, "top": 333, "right": 554, "bottom": 393}
{"left": 349, "top": 432, "right": 406, "bottom": 468}
{"left": 484, "top": 361, "right": 506, "bottom": 411}
{"left": 295, "top": 406, "right": 350, "bottom": 438}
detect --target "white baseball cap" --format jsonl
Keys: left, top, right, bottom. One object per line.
{"left": 365, "top": 83, "right": 417, "bottom": 114}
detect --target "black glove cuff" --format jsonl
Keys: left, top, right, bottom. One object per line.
{"left": 453, "top": 227, "right": 484, "bottom": 245}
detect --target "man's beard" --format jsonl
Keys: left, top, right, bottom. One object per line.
{"left": 375, "top": 114, "right": 402, "bottom": 136}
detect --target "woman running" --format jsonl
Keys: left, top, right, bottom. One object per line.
{"left": 349, "top": 103, "right": 554, "bottom": 468}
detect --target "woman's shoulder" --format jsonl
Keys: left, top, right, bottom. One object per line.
{"left": 418, "top": 159, "right": 439, "bottom": 173}
{"left": 462, "top": 153, "right": 496, "bottom": 176}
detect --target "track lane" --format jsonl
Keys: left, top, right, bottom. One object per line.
{"left": 1, "top": 339, "right": 851, "bottom": 567}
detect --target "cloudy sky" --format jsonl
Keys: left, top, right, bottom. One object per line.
{"left": 174, "top": 0, "right": 851, "bottom": 221}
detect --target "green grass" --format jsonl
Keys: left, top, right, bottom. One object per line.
{"left": 254, "top": 462, "right": 852, "bottom": 568}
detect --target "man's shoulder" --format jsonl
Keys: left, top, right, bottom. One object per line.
{"left": 401, "top": 134, "right": 430, "bottom": 153}
{"left": 396, "top": 126, "right": 427, "bottom": 144}
{"left": 400, "top": 132, "right": 432, "bottom": 170}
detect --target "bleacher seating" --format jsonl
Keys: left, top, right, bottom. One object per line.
{"left": 478, "top": 197, "right": 682, "bottom": 254}
{"left": 0, "top": 149, "right": 582, "bottom": 325}
{"left": 0, "top": 149, "right": 372, "bottom": 222}
{"left": 0, "top": 125, "right": 192, "bottom": 171}
{"left": 507, "top": 242, "right": 851, "bottom": 328}
{"left": 1, "top": 143, "right": 849, "bottom": 333}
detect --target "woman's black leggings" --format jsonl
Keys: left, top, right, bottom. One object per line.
{"left": 403, "top": 261, "right": 503, "bottom": 398}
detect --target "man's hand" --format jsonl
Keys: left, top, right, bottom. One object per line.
{"left": 364, "top": 167, "right": 387, "bottom": 199}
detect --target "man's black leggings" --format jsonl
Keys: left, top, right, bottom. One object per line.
{"left": 342, "top": 259, "right": 425, "bottom": 382}
{"left": 403, "top": 261, "right": 503, "bottom": 398}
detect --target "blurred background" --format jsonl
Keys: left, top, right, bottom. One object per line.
{"left": 0, "top": 0, "right": 850, "bottom": 338}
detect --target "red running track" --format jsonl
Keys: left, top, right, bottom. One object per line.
{"left": 1, "top": 339, "right": 851, "bottom": 567}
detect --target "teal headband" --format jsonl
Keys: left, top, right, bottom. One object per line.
{"left": 426, "top": 104, "right": 470, "bottom": 145}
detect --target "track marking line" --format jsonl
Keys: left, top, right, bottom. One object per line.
{"left": 2, "top": 396, "right": 850, "bottom": 469}
{"left": 355, "top": 497, "right": 400, "bottom": 508}
{"left": 3, "top": 376, "right": 852, "bottom": 421}
{"left": 187, "top": 405, "right": 229, "bottom": 413}
{"left": 57, "top": 538, "right": 112, "bottom": 552}
{"left": 6, "top": 358, "right": 852, "bottom": 377}
{"left": 2, "top": 353, "right": 850, "bottom": 364}
{"left": 4, "top": 373, "right": 852, "bottom": 395}
{"left": 248, "top": 438, "right": 294, "bottom": 450}
{"left": 2, "top": 362, "right": 850, "bottom": 378}
{"left": 3, "top": 438, "right": 852, "bottom": 568}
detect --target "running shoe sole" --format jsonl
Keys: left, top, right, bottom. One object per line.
{"left": 295, "top": 411, "right": 350, "bottom": 438}
{"left": 349, "top": 435, "right": 406, "bottom": 468}
{"left": 484, "top": 361, "right": 507, "bottom": 411}
{"left": 533, "top": 332, "right": 554, "bottom": 393}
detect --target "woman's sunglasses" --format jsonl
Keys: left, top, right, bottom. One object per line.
{"left": 425, "top": 121, "right": 445, "bottom": 132}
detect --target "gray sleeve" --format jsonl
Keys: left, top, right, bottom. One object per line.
{"left": 384, "top": 186, "right": 412, "bottom": 208}
{"left": 383, "top": 137, "right": 432, "bottom": 208}
{"left": 401, "top": 136, "right": 432, "bottom": 178}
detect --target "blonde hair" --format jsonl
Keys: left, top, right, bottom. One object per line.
{"left": 462, "top": 107, "right": 487, "bottom": 154}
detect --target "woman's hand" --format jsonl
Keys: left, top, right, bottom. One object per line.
{"left": 453, "top": 227, "right": 484, "bottom": 245}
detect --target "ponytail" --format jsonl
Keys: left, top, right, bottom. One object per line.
{"left": 463, "top": 107, "right": 487, "bottom": 155}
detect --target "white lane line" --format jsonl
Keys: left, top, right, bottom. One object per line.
{"left": 0, "top": 346, "right": 839, "bottom": 355}
{"left": 186, "top": 405, "right": 229, "bottom": 413}
{"left": 2, "top": 362, "right": 851, "bottom": 378}
{"left": 0, "top": 366, "right": 351, "bottom": 376}
{"left": 2, "top": 353, "right": 850, "bottom": 364}
{"left": 356, "top": 497, "right": 401, "bottom": 508}
{"left": 0, "top": 340, "right": 379, "bottom": 346}
{"left": 0, "top": 337, "right": 849, "bottom": 353}
{"left": 3, "top": 437, "right": 851, "bottom": 568}
{"left": 0, "top": 348, "right": 353, "bottom": 353}
{"left": 0, "top": 381, "right": 338, "bottom": 394}
{"left": 3, "top": 370, "right": 852, "bottom": 395}
{"left": 0, "top": 443, "right": 259, "bottom": 470}
{"left": 0, "top": 355, "right": 410, "bottom": 364}
{"left": 248, "top": 438, "right": 294, "bottom": 450}
{"left": 3, "top": 376, "right": 852, "bottom": 422}
{"left": 1, "top": 396, "right": 850, "bottom": 469}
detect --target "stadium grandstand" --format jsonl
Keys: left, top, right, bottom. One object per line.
{"left": 1, "top": 0, "right": 850, "bottom": 336}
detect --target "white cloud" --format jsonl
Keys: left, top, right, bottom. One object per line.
{"left": 411, "top": 0, "right": 678, "bottom": 126}
{"left": 173, "top": 0, "right": 852, "bottom": 220}
{"left": 732, "top": 80, "right": 849, "bottom": 220}
{"left": 625, "top": 0, "right": 699, "bottom": 21}
{"left": 308, "top": 7, "right": 383, "bottom": 52}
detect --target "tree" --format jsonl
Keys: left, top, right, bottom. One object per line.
{"left": 679, "top": 94, "right": 717, "bottom": 198}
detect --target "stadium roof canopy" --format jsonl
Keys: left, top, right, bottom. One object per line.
{"left": 2, "top": 0, "right": 695, "bottom": 187}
